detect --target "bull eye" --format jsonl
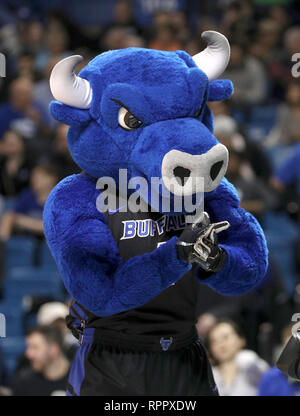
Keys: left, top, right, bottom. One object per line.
{"left": 118, "top": 107, "right": 142, "bottom": 130}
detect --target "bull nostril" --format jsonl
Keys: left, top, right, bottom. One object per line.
{"left": 173, "top": 166, "right": 191, "bottom": 187}
{"left": 210, "top": 161, "right": 223, "bottom": 181}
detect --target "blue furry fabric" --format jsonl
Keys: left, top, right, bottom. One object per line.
{"left": 44, "top": 47, "right": 268, "bottom": 316}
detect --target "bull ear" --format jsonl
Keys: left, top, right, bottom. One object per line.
{"left": 208, "top": 79, "right": 234, "bottom": 101}
{"left": 50, "top": 101, "right": 92, "bottom": 127}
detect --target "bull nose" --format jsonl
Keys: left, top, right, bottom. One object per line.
{"left": 173, "top": 166, "right": 191, "bottom": 186}
{"left": 210, "top": 161, "right": 223, "bottom": 181}
{"left": 161, "top": 144, "right": 228, "bottom": 196}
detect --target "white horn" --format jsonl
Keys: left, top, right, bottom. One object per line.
{"left": 192, "top": 31, "right": 230, "bottom": 81}
{"left": 49, "top": 55, "right": 92, "bottom": 109}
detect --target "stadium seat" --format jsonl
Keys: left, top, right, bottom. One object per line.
{"left": 265, "top": 144, "right": 297, "bottom": 170}
{"left": 39, "top": 242, "right": 58, "bottom": 271}
{"left": 4, "top": 267, "right": 64, "bottom": 300}
{"left": 1, "top": 197, "right": 16, "bottom": 213}
{"left": 263, "top": 212, "right": 300, "bottom": 295}
{"left": 246, "top": 105, "right": 278, "bottom": 142}
{"left": 4, "top": 236, "right": 36, "bottom": 271}
{"left": 7, "top": 266, "right": 60, "bottom": 281}
{"left": 0, "top": 336, "right": 26, "bottom": 376}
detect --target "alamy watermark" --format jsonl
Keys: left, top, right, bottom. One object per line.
{"left": 0, "top": 53, "right": 6, "bottom": 78}
{"left": 292, "top": 53, "right": 300, "bottom": 78}
{"left": 0, "top": 313, "right": 6, "bottom": 338}
{"left": 95, "top": 169, "right": 204, "bottom": 224}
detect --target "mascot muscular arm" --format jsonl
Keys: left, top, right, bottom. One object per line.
{"left": 43, "top": 32, "right": 268, "bottom": 318}
{"left": 44, "top": 174, "right": 191, "bottom": 316}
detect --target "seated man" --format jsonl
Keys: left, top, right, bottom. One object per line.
{"left": 0, "top": 164, "right": 58, "bottom": 242}
{"left": 10, "top": 325, "right": 70, "bottom": 396}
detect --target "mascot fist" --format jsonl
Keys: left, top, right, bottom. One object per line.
{"left": 176, "top": 212, "right": 230, "bottom": 273}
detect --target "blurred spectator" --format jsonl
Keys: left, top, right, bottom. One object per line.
{"left": 221, "top": 0, "right": 255, "bottom": 43}
{"left": 113, "top": 0, "right": 144, "bottom": 37}
{"left": 222, "top": 42, "right": 267, "bottom": 106}
{"left": 268, "top": 6, "right": 290, "bottom": 33}
{"left": 33, "top": 57, "right": 61, "bottom": 129}
{"left": 15, "top": 21, "right": 46, "bottom": 59}
{"left": 215, "top": 124, "right": 277, "bottom": 220}
{"left": 16, "top": 50, "right": 36, "bottom": 80}
{"left": 226, "top": 147, "right": 276, "bottom": 220}
{"left": 149, "top": 24, "right": 183, "bottom": 51}
{"left": 284, "top": 26, "right": 300, "bottom": 57}
{"left": 0, "top": 163, "right": 58, "bottom": 297}
{"left": 0, "top": 77, "right": 51, "bottom": 139}
{"left": 270, "top": 143, "right": 300, "bottom": 222}
{"left": 102, "top": 26, "right": 129, "bottom": 51}
{"left": 208, "top": 99, "right": 231, "bottom": 118}
{"left": 0, "top": 129, "right": 32, "bottom": 197}
{"left": 265, "top": 80, "right": 300, "bottom": 147}
{"left": 37, "top": 302, "right": 78, "bottom": 362}
{"left": 15, "top": 301, "right": 78, "bottom": 376}
{"left": 46, "top": 10, "right": 92, "bottom": 52}
{"left": 123, "top": 34, "right": 146, "bottom": 48}
{"left": 271, "top": 143, "right": 300, "bottom": 199}
{"left": 258, "top": 324, "right": 300, "bottom": 396}
{"left": 196, "top": 312, "right": 217, "bottom": 340}
{"left": 283, "top": 26, "right": 300, "bottom": 64}
{"left": 249, "top": 19, "right": 281, "bottom": 65}
{"left": 167, "top": 10, "right": 190, "bottom": 44}
{"left": 35, "top": 29, "right": 71, "bottom": 74}
{"left": 0, "top": 20, "right": 20, "bottom": 58}
{"left": 148, "top": 9, "right": 188, "bottom": 51}
{"left": 196, "top": 259, "right": 289, "bottom": 356}
{"left": 25, "top": 21, "right": 46, "bottom": 56}
{"left": 10, "top": 325, "right": 70, "bottom": 396}
{"left": 268, "top": 26, "right": 300, "bottom": 100}
{"left": 206, "top": 319, "right": 269, "bottom": 396}
{"left": 0, "top": 164, "right": 58, "bottom": 242}
{"left": 214, "top": 115, "right": 272, "bottom": 180}
{"left": 101, "top": 0, "right": 145, "bottom": 51}
{"left": 50, "top": 124, "right": 80, "bottom": 179}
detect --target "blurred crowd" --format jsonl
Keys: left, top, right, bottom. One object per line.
{"left": 0, "top": 0, "right": 299, "bottom": 396}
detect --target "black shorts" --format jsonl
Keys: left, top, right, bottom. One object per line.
{"left": 66, "top": 328, "right": 218, "bottom": 396}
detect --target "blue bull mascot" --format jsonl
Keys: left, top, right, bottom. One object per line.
{"left": 43, "top": 31, "right": 268, "bottom": 396}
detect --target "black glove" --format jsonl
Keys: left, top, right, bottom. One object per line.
{"left": 176, "top": 212, "right": 230, "bottom": 274}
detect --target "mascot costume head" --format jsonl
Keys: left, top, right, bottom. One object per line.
{"left": 44, "top": 31, "right": 268, "bottom": 319}
{"left": 49, "top": 32, "right": 232, "bottom": 212}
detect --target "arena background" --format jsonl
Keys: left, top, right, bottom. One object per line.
{"left": 0, "top": 0, "right": 299, "bottom": 396}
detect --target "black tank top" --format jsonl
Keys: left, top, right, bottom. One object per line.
{"left": 68, "top": 177, "right": 203, "bottom": 343}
